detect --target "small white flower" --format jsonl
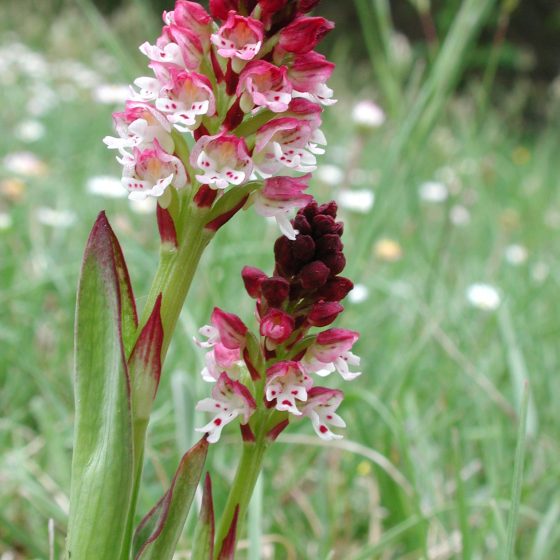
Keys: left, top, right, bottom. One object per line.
{"left": 316, "top": 164, "right": 344, "bottom": 186}
{"left": 36, "top": 207, "right": 76, "bottom": 228}
{"left": 92, "top": 84, "right": 130, "bottom": 105}
{"left": 86, "top": 175, "right": 127, "bottom": 198}
{"left": 337, "top": 189, "right": 374, "bottom": 214}
{"left": 0, "top": 212, "right": 13, "bottom": 231}
{"left": 348, "top": 284, "right": 369, "bottom": 304}
{"left": 14, "top": 120, "right": 45, "bottom": 142}
{"left": 504, "top": 244, "right": 528, "bottom": 266}
{"left": 419, "top": 181, "right": 448, "bottom": 203}
{"left": 466, "top": 283, "right": 501, "bottom": 311}
{"left": 352, "top": 100, "right": 385, "bottom": 129}
{"left": 130, "top": 198, "right": 157, "bottom": 215}
{"left": 450, "top": 205, "right": 470, "bottom": 226}
{"left": 3, "top": 152, "right": 47, "bottom": 176}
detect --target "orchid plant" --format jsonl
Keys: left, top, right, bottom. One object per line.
{"left": 65, "top": 1, "right": 360, "bottom": 558}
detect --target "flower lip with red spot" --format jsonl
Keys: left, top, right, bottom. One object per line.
{"left": 300, "top": 386, "right": 345, "bottom": 440}
{"left": 265, "top": 360, "right": 313, "bottom": 415}
{"left": 260, "top": 308, "right": 294, "bottom": 344}
{"left": 211, "top": 11, "right": 264, "bottom": 61}
{"left": 287, "top": 51, "right": 337, "bottom": 106}
{"left": 196, "top": 372, "right": 256, "bottom": 443}
{"left": 211, "top": 307, "right": 248, "bottom": 350}
{"left": 278, "top": 16, "right": 334, "bottom": 54}
{"left": 237, "top": 61, "right": 293, "bottom": 113}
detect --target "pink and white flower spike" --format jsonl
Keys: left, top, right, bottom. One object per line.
{"left": 300, "top": 387, "right": 346, "bottom": 440}
{"left": 196, "top": 373, "right": 256, "bottom": 443}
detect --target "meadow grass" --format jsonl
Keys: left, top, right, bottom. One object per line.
{"left": 1, "top": 0, "right": 560, "bottom": 558}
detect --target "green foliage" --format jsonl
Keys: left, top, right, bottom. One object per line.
{"left": 65, "top": 213, "right": 136, "bottom": 559}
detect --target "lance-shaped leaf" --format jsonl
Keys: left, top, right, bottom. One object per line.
{"left": 217, "top": 506, "right": 240, "bottom": 560}
{"left": 65, "top": 212, "right": 137, "bottom": 560}
{"left": 129, "top": 294, "right": 164, "bottom": 422}
{"left": 191, "top": 473, "right": 215, "bottom": 560}
{"left": 134, "top": 438, "right": 209, "bottom": 560}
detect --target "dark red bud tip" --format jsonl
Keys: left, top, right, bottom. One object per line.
{"left": 157, "top": 204, "right": 177, "bottom": 247}
{"left": 316, "top": 234, "right": 343, "bottom": 256}
{"left": 307, "top": 301, "right": 344, "bottom": 327}
{"left": 292, "top": 234, "right": 315, "bottom": 261}
{"left": 194, "top": 185, "right": 218, "bottom": 208}
{"left": 194, "top": 123, "right": 210, "bottom": 142}
{"left": 261, "top": 276, "right": 290, "bottom": 307}
{"left": 266, "top": 418, "right": 289, "bottom": 441}
{"left": 205, "top": 195, "right": 249, "bottom": 232}
{"left": 321, "top": 252, "right": 346, "bottom": 275}
{"left": 299, "top": 260, "right": 330, "bottom": 290}
{"left": 241, "top": 266, "right": 267, "bottom": 298}
{"left": 240, "top": 422, "right": 255, "bottom": 442}
{"left": 293, "top": 213, "right": 312, "bottom": 235}
{"left": 318, "top": 277, "right": 354, "bottom": 302}
{"left": 298, "top": 0, "right": 320, "bottom": 12}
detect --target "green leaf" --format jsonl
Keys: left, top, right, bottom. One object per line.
{"left": 191, "top": 473, "right": 215, "bottom": 560}
{"left": 134, "top": 438, "right": 209, "bottom": 560}
{"left": 65, "top": 212, "right": 137, "bottom": 560}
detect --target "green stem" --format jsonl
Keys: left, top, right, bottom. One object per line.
{"left": 214, "top": 436, "right": 269, "bottom": 558}
{"left": 138, "top": 207, "right": 213, "bottom": 361}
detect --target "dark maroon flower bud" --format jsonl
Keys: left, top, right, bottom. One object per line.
{"left": 321, "top": 252, "right": 346, "bottom": 275}
{"left": 312, "top": 213, "right": 337, "bottom": 235}
{"left": 242, "top": 266, "right": 268, "bottom": 298}
{"left": 293, "top": 213, "right": 312, "bottom": 235}
{"left": 318, "top": 276, "right": 354, "bottom": 301}
{"left": 332, "top": 221, "right": 344, "bottom": 236}
{"left": 302, "top": 200, "right": 318, "bottom": 220}
{"left": 279, "top": 16, "right": 334, "bottom": 54}
{"left": 318, "top": 200, "right": 338, "bottom": 217}
{"left": 274, "top": 236, "right": 297, "bottom": 275}
{"left": 300, "top": 260, "right": 330, "bottom": 290}
{"left": 307, "top": 301, "right": 343, "bottom": 327}
{"left": 261, "top": 276, "right": 290, "bottom": 307}
{"left": 315, "top": 233, "right": 343, "bottom": 256}
{"left": 292, "top": 234, "right": 315, "bottom": 261}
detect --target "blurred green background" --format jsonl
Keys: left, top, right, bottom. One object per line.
{"left": 1, "top": 0, "right": 560, "bottom": 558}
